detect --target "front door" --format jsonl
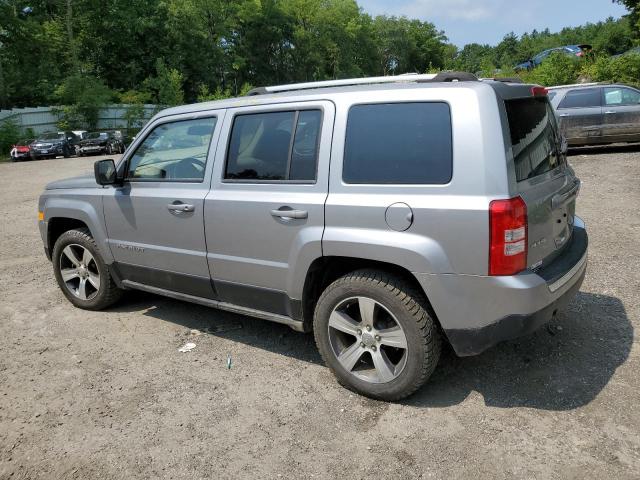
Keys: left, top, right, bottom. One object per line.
{"left": 601, "top": 85, "right": 640, "bottom": 143}
{"left": 204, "top": 101, "right": 334, "bottom": 316}
{"left": 103, "top": 111, "right": 225, "bottom": 299}
{"left": 556, "top": 87, "right": 602, "bottom": 145}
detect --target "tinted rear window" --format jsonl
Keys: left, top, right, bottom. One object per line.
{"left": 558, "top": 88, "right": 601, "bottom": 109}
{"left": 343, "top": 102, "right": 452, "bottom": 184}
{"left": 506, "top": 97, "right": 561, "bottom": 182}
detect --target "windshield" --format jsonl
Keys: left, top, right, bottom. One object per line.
{"left": 87, "top": 132, "right": 108, "bottom": 140}
{"left": 505, "top": 96, "right": 562, "bottom": 182}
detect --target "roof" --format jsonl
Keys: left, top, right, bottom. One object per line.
{"left": 157, "top": 73, "right": 535, "bottom": 118}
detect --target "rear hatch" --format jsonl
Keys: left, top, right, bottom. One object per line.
{"left": 504, "top": 91, "right": 579, "bottom": 270}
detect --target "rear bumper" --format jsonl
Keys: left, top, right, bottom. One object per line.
{"left": 415, "top": 217, "right": 588, "bottom": 356}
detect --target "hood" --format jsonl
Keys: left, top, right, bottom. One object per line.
{"left": 45, "top": 174, "right": 98, "bottom": 190}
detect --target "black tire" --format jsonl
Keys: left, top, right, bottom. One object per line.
{"left": 314, "top": 269, "right": 441, "bottom": 401}
{"left": 52, "top": 228, "right": 123, "bottom": 310}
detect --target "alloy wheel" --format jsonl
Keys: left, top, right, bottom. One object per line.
{"left": 58, "top": 244, "right": 101, "bottom": 300}
{"left": 328, "top": 296, "right": 408, "bottom": 384}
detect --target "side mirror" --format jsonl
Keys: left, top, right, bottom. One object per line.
{"left": 94, "top": 159, "right": 117, "bottom": 185}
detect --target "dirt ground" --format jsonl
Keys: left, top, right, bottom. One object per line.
{"left": 0, "top": 147, "right": 639, "bottom": 479}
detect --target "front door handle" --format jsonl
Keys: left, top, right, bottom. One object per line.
{"left": 604, "top": 110, "right": 617, "bottom": 115}
{"left": 558, "top": 113, "right": 569, "bottom": 117}
{"left": 168, "top": 203, "right": 195, "bottom": 213}
{"left": 270, "top": 208, "right": 308, "bottom": 219}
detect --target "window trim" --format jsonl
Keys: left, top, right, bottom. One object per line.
{"left": 603, "top": 86, "right": 640, "bottom": 107}
{"left": 124, "top": 115, "right": 218, "bottom": 184}
{"left": 222, "top": 106, "right": 324, "bottom": 185}
{"left": 557, "top": 87, "right": 602, "bottom": 110}
{"left": 341, "top": 101, "right": 454, "bottom": 186}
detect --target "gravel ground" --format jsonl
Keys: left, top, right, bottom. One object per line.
{"left": 0, "top": 148, "right": 638, "bottom": 479}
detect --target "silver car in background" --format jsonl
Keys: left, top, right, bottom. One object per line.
{"left": 549, "top": 83, "right": 640, "bottom": 146}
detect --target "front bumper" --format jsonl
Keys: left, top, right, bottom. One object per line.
{"left": 415, "top": 218, "right": 588, "bottom": 356}
{"left": 79, "top": 145, "right": 107, "bottom": 154}
{"left": 32, "top": 146, "right": 64, "bottom": 157}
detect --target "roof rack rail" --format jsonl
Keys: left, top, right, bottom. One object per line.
{"left": 246, "top": 71, "right": 479, "bottom": 95}
{"left": 547, "top": 82, "right": 603, "bottom": 89}
{"left": 481, "top": 77, "right": 524, "bottom": 84}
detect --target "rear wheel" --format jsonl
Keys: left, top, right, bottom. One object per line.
{"left": 313, "top": 269, "right": 441, "bottom": 401}
{"left": 52, "top": 228, "right": 123, "bottom": 310}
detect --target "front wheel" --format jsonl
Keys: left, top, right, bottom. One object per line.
{"left": 52, "top": 228, "right": 123, "bottom": 310}
{"left": 314, "top": 269, "right": 441, "bottom": 401}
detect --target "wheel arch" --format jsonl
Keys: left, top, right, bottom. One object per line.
{"left": 43, "top": 197, "right": 113, "bottom": 264}
{"left": 300, "top": 256, "right": 441, "bottom": 333}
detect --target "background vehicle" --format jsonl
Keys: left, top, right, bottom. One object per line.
{"left": 30, "top": 132, "right": 80, "bottom": 159}
{"left": 38, "top": 73, "right": 588, "bottom": 401}
{"left": 515, "top": 44, "right": 592, "bottom": 71}
{"left": 549, "top": 83, "right": 640, "bottom": 146}
{"left": 77, "top": 131, "right": 124, "bottom": 156}
{"left": 10, "top": 138, "right": 34, "bottom": 161}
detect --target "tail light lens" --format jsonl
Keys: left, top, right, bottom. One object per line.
{"left": 531, "top": 86, "right": 548, "bottom": 97}
{"left": 489, "top": 196, "right": 527, "bottom": 276}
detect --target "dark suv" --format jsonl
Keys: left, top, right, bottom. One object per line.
{"left": 30, "top": 132, "right": 80, "bottom": 159}
{"left": 549, "top": 83, "right": 640, "bottom": 146}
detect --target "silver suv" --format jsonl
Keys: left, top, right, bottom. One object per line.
{"left": 38, "top": 73, "right": 588, "bottom": 401}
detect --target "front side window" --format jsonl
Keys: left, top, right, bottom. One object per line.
{"left": 225, "top": 109, "right": 322, "bottom": 182}
{"left": 604, "top": 87, "right": 640, "bottom": 106}
{"left": 343, "top": 102, "right": 453, "bottom": 184}
{"left": 127, "top": 117, "right": 217, "bottom": 181}
{"left": 558, "top": 88, "right": 601, "bottom": 109}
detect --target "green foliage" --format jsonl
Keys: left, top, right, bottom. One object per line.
{"left": 0, "top": 0, "right": 637, "bottom": 109}
{"left": 53, "top": 74, "right": 114, "bottom": 129}
{"left": 518, "top": 52, "right": 583, "bottom": 86}
{"left": 143, "top": 60, "right": 184, "bottom": 107}
{"left": 197, "top": 83, "right": 254, "bottom": 102}
{"left": 581, "top": 53, "right": 640, "bottom": 87}
{"left": 0, "top": 117, "right": 21, "bottom": 156}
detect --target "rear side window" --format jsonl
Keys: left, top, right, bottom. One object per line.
{"left": 558, "top": 88, "right": 601, "bottom": 109}
{"left": 604, "top": 86, "right": 640, "bottom": 106}
{"left": 343, "top": 102, "right": 452, "bottom": 184}
{"left": 506, "top": 97, "right": 561, "bottom": 182}
{"left": 225, "top": 110, "right": 322, "bottom": 182}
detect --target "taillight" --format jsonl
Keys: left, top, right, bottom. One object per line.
{"left": 489, "top": 196, "right": 527, "bottom": 276}
{"left": 531, "top": 86, "right": 548, "bottom": 97}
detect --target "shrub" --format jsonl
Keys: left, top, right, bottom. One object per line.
{"left": 581, "top": 54, "right": 640, "bottom": 87}
{"left": 518, "top": 52, "right": 582, "bottom": 86}
{"left": 54, "top": 75, "right": 115, "bottom": 129}
{"left": 0, "top": 117, "right": 21, "bottom": 156}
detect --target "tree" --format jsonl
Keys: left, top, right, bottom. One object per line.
{"left": 53, "top": 74, "right": 114, "bottom": 129}
{"left": 143, "top": 59, "right": 184, "bottom": 107}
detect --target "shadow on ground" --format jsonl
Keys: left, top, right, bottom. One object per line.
{"left": 112, "top": 291, "right": 632, "bottom": 411}
{"left": 568, "top": 143, "right": 640, "bottom": 156}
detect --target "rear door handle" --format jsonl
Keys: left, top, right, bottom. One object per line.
{"left": 604, "top": 111, "right": 617, "bottom": 115}
{"left": 167, "top": 203, "right": 195, "bottom": 213}
{"left": 270, "top": 208, "right": 308, "bottom": 219}
{"left": 558, "top": 113, "right": 569, "bottom": 117}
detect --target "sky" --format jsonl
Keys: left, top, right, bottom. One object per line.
{"left": 358, "top": 0, "right": 629, "bottom": 46}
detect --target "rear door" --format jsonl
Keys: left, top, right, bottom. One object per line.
{"left": 204, "top": 101, "right": 333, "bottom": 315}
{"left": 556, "top": 87, "right": 603, "bottom": 145}
{"left": 505, "top": 94, "right": 578, "bottom": 269}
{"left": 601, "top": 86, "right": 640, "bottom": 142}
